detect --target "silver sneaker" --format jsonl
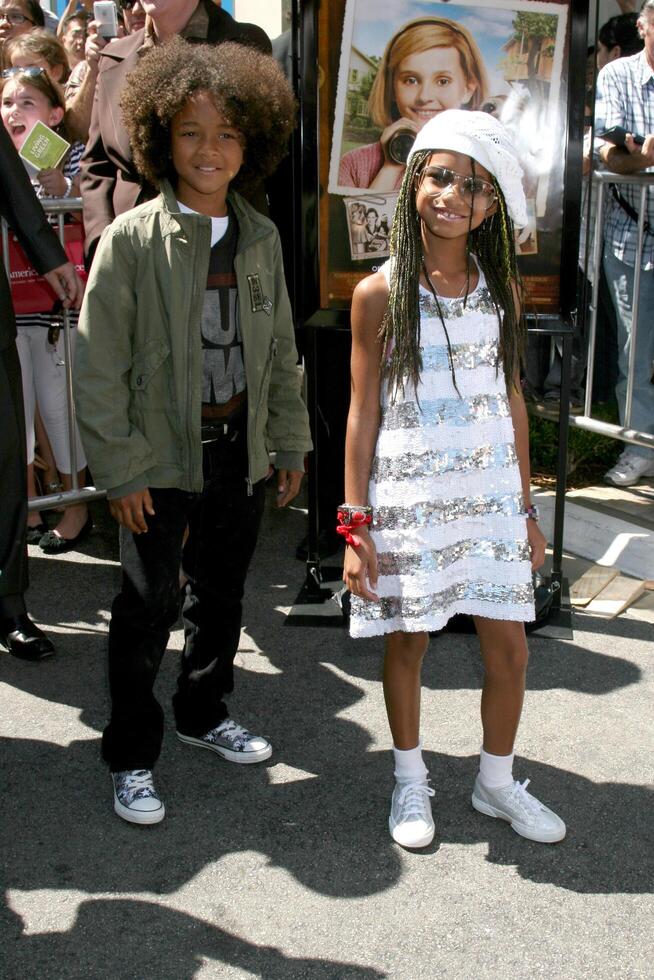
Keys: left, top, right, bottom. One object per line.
{"left": 177, "top": 719, "right": 272, "bottom": 764}
{"left": 112, "top": 769, "right": 165, "bottom": 825}
{"left": 472, "top": 777, "right": 566, "bottom": 843}
{"left": 389, "top": 779, "right": 435, "bottom": 849}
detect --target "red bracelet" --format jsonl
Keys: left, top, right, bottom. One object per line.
{"left": 336, "top": 508, "right": 372, "bottom": 547}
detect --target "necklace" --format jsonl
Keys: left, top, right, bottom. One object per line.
{"left": 420, "top": 258, "right": 462, "bottom": 397}
{"left": 421, "top": 260, "right": 471, "bottom": 300}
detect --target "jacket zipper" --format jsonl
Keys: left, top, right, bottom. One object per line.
{"left": 188, "top": 229, "right": 208, "bottom": 489}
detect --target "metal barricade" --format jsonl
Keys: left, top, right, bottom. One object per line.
{"left": 1, "top": 197, "right": 106, "bottom": 513}
{"left": 573, "top": 170, "right": 654, "bottom": 451}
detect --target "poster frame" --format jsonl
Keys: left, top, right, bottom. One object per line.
{"left": 295, "top": 0, "right": 588, "bottom": 331}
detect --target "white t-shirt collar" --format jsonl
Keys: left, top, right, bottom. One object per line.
{"left": 177, "top": 200, "right": 229, "bottom": 247}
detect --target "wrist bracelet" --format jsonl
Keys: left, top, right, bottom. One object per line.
{"left": 336, "top": 503, "right": 373, "bottom": 547}
{"left": 524, "top": 504, "right": 539, "bottom": 522}
{"left": 337, "top": 503, "right": 373, "bottom": 528}
{"left": 63, "top": 176, "right": 73, "bottom": 199}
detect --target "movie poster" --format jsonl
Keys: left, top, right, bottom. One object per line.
{"left": 319, "top": 0, "right": 570, "bottom": 311}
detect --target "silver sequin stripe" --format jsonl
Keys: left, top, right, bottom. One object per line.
{"left": 377, "top": 538, "right": 531, "bottom": 577}
{"left": 421, "top": 339, "right": 499, "bottom": 373}
{"left": 353, "top": 581, "right": 534, "bottom": 623}
{"left": 373, "top": 491, "right": 524, "bottom": 531}
{"left": 382, "top": 393, "right": 510, "bottom": 430}
{"left": 371, "top": 442, "right": 517, "bottom": 483}
{"left": 419, "top": 286, "right": 498, "bottom": 320}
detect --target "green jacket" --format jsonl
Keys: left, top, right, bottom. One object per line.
{"left": 74, "top": 182, "right": 311, "bottom": 498}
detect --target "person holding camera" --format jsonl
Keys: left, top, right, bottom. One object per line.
{"left": 595, "top": 0, "right": 654, "bottom": 486}
{"left": 338, "top": 16, "right": 488, "bottom": 192}
{"left": 63, "top": 5, "right": 125, "bottom": 144}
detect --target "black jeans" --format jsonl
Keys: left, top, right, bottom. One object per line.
{"left": 0, "top": 342, "right": 28, "bottom": 618}
{"left": 102, "top": 426, "right": 265, "bottom": 771}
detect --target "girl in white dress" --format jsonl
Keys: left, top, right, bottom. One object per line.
{"left": 342, "top": 110, "right": 566, "bottom": 850}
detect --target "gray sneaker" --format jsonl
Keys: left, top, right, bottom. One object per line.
{"left": 472, "top": 776, "right": 566, "bottom": 843}
{"left": 388, "top": 779, "right": 435, "bottom": 849}
{"left": 112, "top": 769, "right": 165, "bottom": 825}
{"left": 177, "top": 719, "right": 272, "bottom": 764}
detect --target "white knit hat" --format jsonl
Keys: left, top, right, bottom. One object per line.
{"left": 407, "top": 109, "right": 528, "bottom": 228}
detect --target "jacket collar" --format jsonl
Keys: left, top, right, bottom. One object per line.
{"left": 158, "top": 179, "right": 271, "bottom": 252}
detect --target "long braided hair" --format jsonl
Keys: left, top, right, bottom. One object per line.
{"left": 379, "top": 149, "right": 526, "bottom": 400}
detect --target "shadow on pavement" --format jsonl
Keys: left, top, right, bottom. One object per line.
{"left": 1, "top": 490, "right": 651, "bottom": 980}
{"left": 1, "top": 901, "right": 385, "bottom": 979}
{"left": 1, "top": 732, "right": 651, "bottom": 901}
{"left": 315, "top": 614, "right": 644, "bottom": 696}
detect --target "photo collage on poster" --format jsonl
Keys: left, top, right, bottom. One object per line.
{"left": 323, "top": 0, "right": 569, "bottom": 306}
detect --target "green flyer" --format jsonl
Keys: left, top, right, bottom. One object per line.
{"left": 19, "top": 120, "right": 70, "bottom": 171}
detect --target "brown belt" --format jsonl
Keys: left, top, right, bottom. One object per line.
{"left": 201, "top": 392, "right": 246, "bottom": 421}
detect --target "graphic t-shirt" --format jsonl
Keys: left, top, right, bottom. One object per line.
{"left": 178, "top": 202, "right": 246, "bottom": 418}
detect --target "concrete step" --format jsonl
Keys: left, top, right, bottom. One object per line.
{"left": 534, "top": 481, "right": 653, "bottom": 581}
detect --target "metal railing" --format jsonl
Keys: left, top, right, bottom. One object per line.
{"left": 1, "top": 197, "right": 106, "bottom": 513}
{"left": 573, "top": 170, "right": 654, "bottom": 451}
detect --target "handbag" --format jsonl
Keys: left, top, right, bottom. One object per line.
{"left": 3, "top": 217, "right": 87, "bottom": 316}
{"left": 525, "top": 572, "right": 558, "bottom": 631}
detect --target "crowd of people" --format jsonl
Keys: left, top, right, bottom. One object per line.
{"left": 0, "top": 1, "right": 652, "bottom": 845}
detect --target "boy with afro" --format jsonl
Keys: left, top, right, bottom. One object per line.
{"left": 75, "top": 39, "right": 312, "bottom": 825}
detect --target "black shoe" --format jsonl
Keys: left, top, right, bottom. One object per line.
{"left": 39, "top": 514, "right": 93, "bottom": 554}
{"left": 0, "top": 615, "right": 55, "bottom": 661}
{"left": 542, "top": 392, "right": 584, "bottom": 416}
{"left": 295, "top": 529, "right": 343, "bottom": 561}
{"left": 26, "top": 522, "right": 49, "bottom": 545}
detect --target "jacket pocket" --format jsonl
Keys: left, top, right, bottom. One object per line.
{"left": 129, "top": 340, "right": 170, "bottom": 391}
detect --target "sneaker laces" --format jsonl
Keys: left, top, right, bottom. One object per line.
{"left": 507, "top": 779, "right": 543, "bottom": 818}
{"left": 395, "top": 780, "right": 435, "bottom": 820}
{"left": 115, "top": 769, "right": 156, "bottom": 804}
{"left": 210, "top": 720, "right": 254, "bottom": 750}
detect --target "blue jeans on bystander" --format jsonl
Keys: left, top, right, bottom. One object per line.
{"left": 603, "top": 247, "right": 654, "bottom": 461}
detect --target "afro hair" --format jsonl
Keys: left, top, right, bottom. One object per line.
{"left": 120, "top": 37, "right": 296, "bottom": 193}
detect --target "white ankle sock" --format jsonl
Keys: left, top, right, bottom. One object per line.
{"left": 478, "top": 746, "right": 514, "bottom": 789}
{"left": 393, "top": 743, "right": 428, "bottom": 784}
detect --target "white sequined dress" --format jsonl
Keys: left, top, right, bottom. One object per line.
{"left": 349, "top": 260, "right": 535, "bottom": 638}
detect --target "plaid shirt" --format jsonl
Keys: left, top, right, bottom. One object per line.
{"left": 595, "top": 50, "right": 654, "bottom": 269}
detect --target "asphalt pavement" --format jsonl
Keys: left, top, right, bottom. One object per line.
{"left": 1, "top": 485, "right": 652, "bottom": 979}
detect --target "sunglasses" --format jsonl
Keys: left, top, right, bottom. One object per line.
{"left": 2, "top": 65, "right": 48, "bottom": 78}
{"left": 0, "top": 9, "right": 33, "bottom": 25}
{"left": 1, "top": 65, "right": 64, "bottom": 103}
{"left": 418, "top": 166, "right": 496, "bottom": 208}
{"left": 118, "top": 0, "right": 137, "bottom": 8}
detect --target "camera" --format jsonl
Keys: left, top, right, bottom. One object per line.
{"left": 387, "top": 129, "right": 416, "bottom": 165}
{"left": 93, "top": 1, "right": 118, "bottom": 39}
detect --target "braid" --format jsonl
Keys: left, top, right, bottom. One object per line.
{"left": 380, "top": 158, "right": 526, "bottom": 400}
{"left": 379, "top": 151, "right": 429, "bottom": 399}
{"left": 469, "top": 178, "right": 527, "bottom": 393}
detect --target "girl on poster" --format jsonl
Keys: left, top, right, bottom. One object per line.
{"left": 339, "top": 16, "right": 489, "bottom": 192}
